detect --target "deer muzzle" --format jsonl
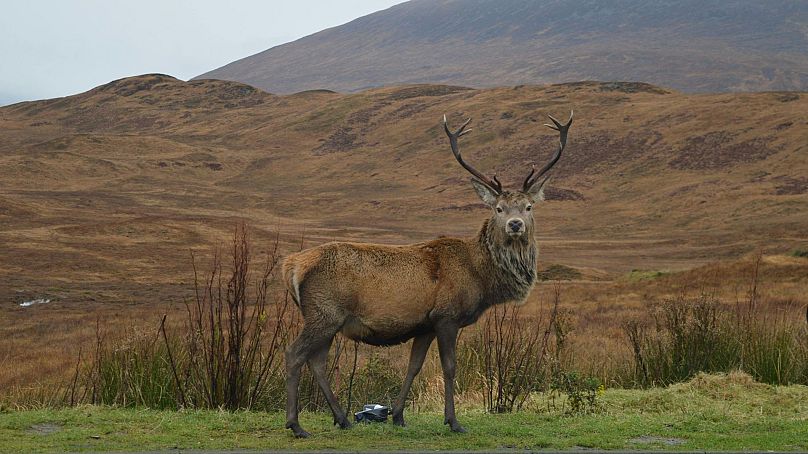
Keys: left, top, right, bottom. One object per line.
{"left": 507, "top": 218, "right": 525, "bottom": 236}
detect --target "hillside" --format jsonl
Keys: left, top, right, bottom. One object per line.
{"left": 1, "top": 73, "right": 807, "bottom": 391}
{"left": 195, "top": 0, "right": 808, "bottom": 93}
{"left": 0, "top": 74, "right": 806, "bottom": 309}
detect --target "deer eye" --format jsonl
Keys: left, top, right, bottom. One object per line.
{"left": 496, "top": 206, "right": 503, "bottom": 213}
{"left": 526, "top": 205, "right": 532, "bottom": 211}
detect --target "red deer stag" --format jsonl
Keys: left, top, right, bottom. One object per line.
{"left": 282, "top": 110, "right": 573, "bottom": 438}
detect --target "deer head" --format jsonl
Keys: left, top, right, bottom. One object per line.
{"left": 443, "top": 111, "right": 573, "bottom": 242}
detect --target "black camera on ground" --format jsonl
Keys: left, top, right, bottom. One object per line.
{"left": 354, "top": 404, "right": 389, "bottom": 423}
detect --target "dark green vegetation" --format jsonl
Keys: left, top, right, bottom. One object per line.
{"left": 626, "top": 269, "right": 669, "bottom": 281}
{"left": 538, "top": 264, "right": 583, "bottom": 281}
{"left": 2, "top": 374, "right": 807, "bottom": 453}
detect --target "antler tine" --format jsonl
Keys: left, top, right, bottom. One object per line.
{"left": 443, "top": 115, "right": 502, "bottom": 194}
{"left": 443, "top": 115, "right": 472, "bottom": 137}
{"left": 523, "top": 110, "right": 573, "bottom": 192}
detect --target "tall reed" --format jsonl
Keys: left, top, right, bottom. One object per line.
{"left": 624, "top": 257, "right": 808, "bottom": 386}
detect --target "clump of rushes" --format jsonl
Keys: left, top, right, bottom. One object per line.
{"left": 624, "top": 256, "right": 808, "bottom": 386}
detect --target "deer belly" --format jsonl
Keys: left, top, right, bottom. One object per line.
{"left": 340, "top": 311, "right": 432, "bottom": 347}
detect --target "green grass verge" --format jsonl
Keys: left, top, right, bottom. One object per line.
{"left": 626, "top": 269, "right": 669, "bottom": 281}
{"left": 2, "top": 373, "right": 807, "bottom": 452}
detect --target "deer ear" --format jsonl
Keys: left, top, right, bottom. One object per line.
{"left": 526, "top": 176, "right": 550, "bottom": 202}
{"left": 471, "top": 178, "right": 499, "bottom": 207}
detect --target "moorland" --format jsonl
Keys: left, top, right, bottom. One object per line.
{"left": 1, "top": 74, "right": 806, "bottom": 423}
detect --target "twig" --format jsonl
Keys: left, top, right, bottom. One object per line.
{"left": 69, "top": 347, "right": 82, "bottom": 406}
{"left": 160, "top": 314, "right": 187, "bottom": 408}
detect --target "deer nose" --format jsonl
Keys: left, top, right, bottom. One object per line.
{"left": 507, "top": 219, "right": 524, "bottom": 232}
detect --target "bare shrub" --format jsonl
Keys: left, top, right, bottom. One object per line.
{"left": 462, "top": 286, "right": 559, "bottom": 413}
{"left": 79, "top": 223, "right": 294, "bottom": 410}
{"left": 180, "top": 223, "right": 291, "bottom": 410}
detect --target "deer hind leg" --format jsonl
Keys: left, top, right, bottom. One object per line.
{"left": 308, "top": 342, "right": 351, "bottom": 429}
{"left": 285, "top": 322, "right": 339, "bottom": 438}
{"left": 436, "top": 323, "right": 465, "bottom": 433}
{"left": 392, "top": 332, "right": 435, "bottom": 427}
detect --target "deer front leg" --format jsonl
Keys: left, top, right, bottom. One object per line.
{"left": 392, "top": 333, "right": 435, "bottom": 427}
{"left": 436, "top": 323, "right": 465, "bottom": 433}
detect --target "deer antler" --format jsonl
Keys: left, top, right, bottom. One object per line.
{"left": 522, "top": 111, "right": 574, "bottom": 193}
{"left": 443, "top": 115, "right": 502, "bottom": 194}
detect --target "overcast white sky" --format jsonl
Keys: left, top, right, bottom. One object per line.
{"left": 0, "top": 0, "right": 405, "bottom": 106}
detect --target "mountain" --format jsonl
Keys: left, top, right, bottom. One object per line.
{"left": 195, "top": 0, "right": 808, "bottom": 93}
{"left": 1, "top": 74, "right": 806, "bottom": 309}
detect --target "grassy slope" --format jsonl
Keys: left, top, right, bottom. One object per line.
{"left": 2, "top": 374, "right": 807, "bottom": 452}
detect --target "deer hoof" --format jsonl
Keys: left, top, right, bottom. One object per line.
{"left": 287, "top": 422, "right": 311, "bottom": 439}
{"left": 337, "top": 419, "right": 352, "bottom": 430}
{"left": 446, "top": 419, "right": 466, "bottom": 433}
{"left": 451, "top": 424, "right": 467, "bottom": 433}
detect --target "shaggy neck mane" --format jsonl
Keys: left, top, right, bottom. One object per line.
{"left": 477, "top": 218, "right": 537, "bottom": 303}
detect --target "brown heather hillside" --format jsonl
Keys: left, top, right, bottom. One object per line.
{"left": 0, "top": 74, "right": 806, "bottom": 387}
{"left": 1, "top": 74, "right": 807, "bottom": 294}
